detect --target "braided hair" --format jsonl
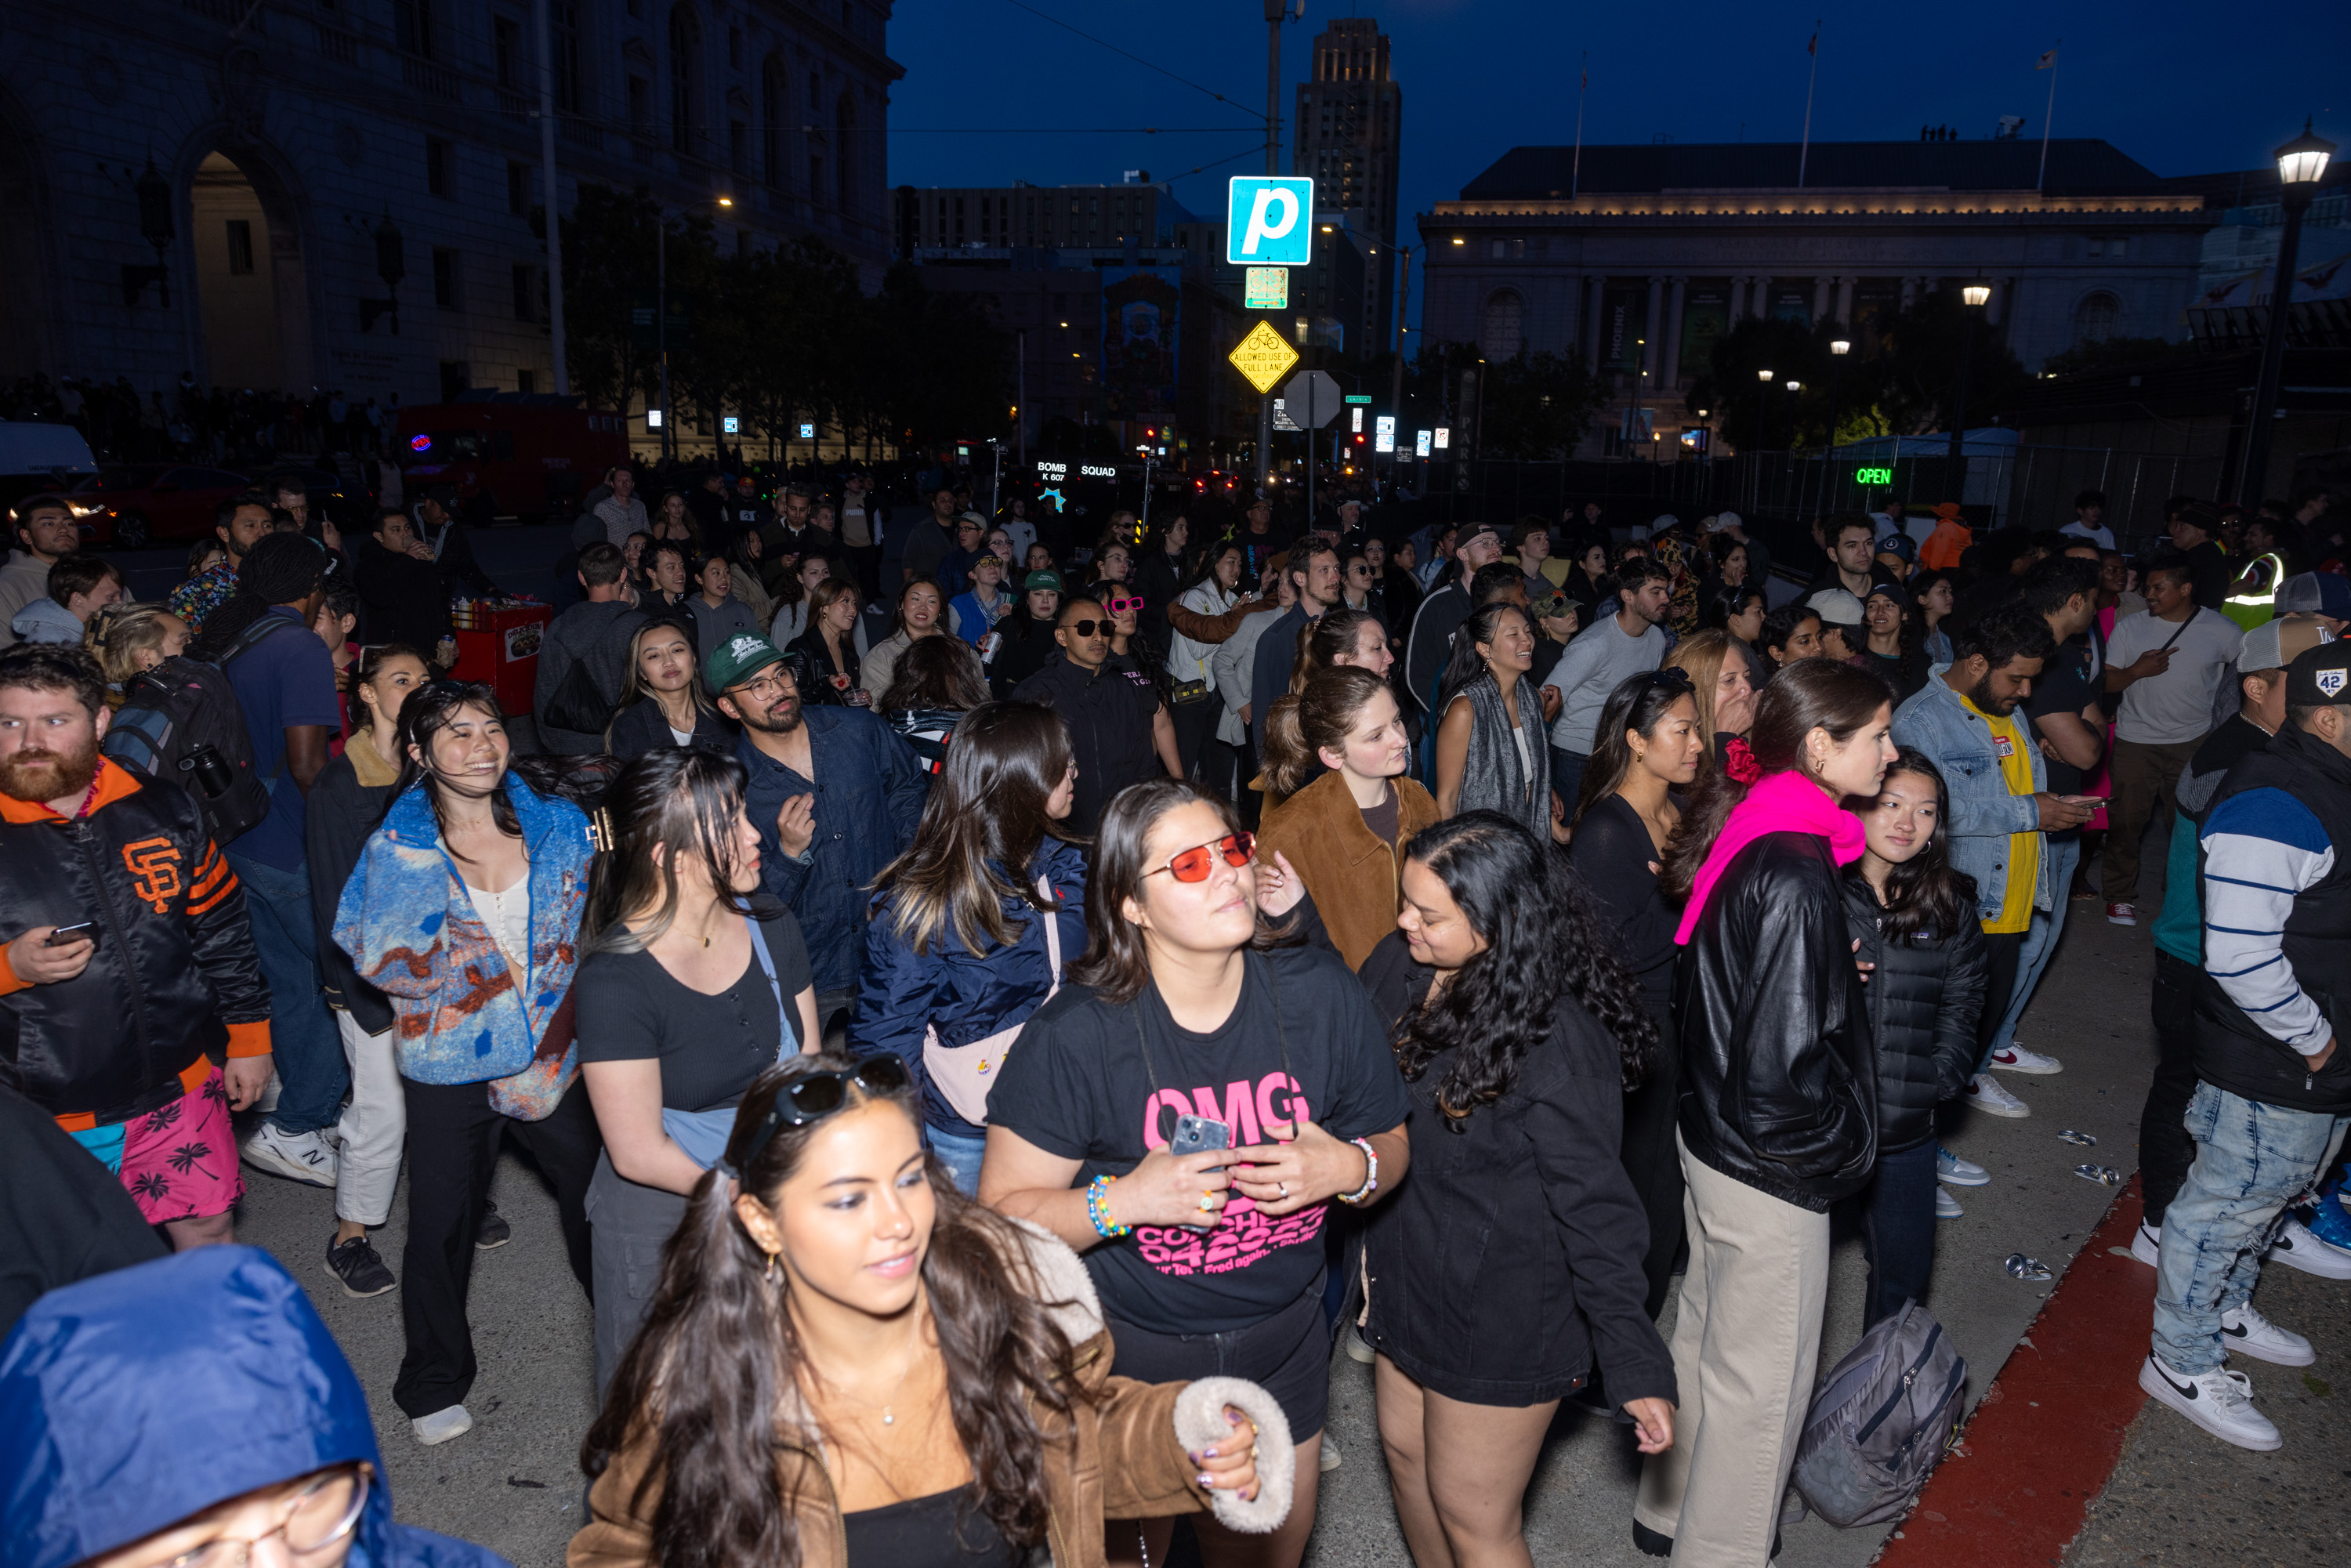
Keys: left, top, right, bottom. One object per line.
{"left": 187, "top": 532, "right": 330, "bottom": 661}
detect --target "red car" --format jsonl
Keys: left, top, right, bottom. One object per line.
{"left": 71, "top": 465, "right": 257, "bottom": 549}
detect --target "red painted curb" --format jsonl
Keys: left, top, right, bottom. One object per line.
{"left": 1872, "top": 1175, "right": 2151, "bottom": 1568}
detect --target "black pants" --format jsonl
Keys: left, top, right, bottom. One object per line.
{"left": 1170, "top": 697, "right": 1219, "bottom": 783}
{"left": 1857, "top": 1141, "right": 1940, "bottom": 1328}
{"left": 394, "top": 1075, "right": 600, "bottom": 1418}
{"left": 2142, "top": 951, "right": 2203, "bottom": 1227}
{"left": 1972, "top": 929, "right": 2027, "bottom": 1068}
{"left": 1620, "top": 982, "right": 1684, "bottom": 1318}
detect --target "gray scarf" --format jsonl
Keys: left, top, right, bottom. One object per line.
{"left": 1460, "top": 672, "right": 1548, "bottom": 842}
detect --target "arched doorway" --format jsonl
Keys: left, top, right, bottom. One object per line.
{"left": 185, "top": 143, "right": 316, "bottom": 396}
{"left": 0, "top": 96, "right": 54, "bottom": 380}
{"left": 192, "top": 153, "right": 284, "bottom": 390}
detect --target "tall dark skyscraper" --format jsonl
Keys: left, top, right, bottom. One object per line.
{"left": 1294, "top": 16, "right": 1402, "bottom": 355}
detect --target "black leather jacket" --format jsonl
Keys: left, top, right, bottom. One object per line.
{"left": 1673, "top": 832, "right": 1878, "bottom": 1211}
{"left": 1842, "top": 874, "right": 1987, "bottom": 1154}
{"left": 0, "top": 762, "right": 272, "bottom": 1122}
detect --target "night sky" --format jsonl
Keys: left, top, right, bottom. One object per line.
{"left": 889, "top": 0, "right": 2346, "bottom": 319}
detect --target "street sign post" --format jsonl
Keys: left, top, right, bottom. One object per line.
{"left": 1243, "top": 266, "right": 1289, "bottom": 310}
{"left": 1375, "top": 415, "right": 1396, "bottom": 453}
{"left": 1415, "top": 429, "right": 1433, "bottom": 457}
{"left": 1225, "top": 176, "right": 1315, "bottom": 266}
{"left": 1227, "top": 320, "right": 1299, "bottom": 395}
{"left": 1282, "top": 369, "right": 1342, "bottom": 518}
{"left": 1272, "top": 399, "right": 1300, "bottom": 433}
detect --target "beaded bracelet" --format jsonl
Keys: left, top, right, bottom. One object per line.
{"left": 1087, "top": 1174, "right": 1132, "bottom": 1239}
{"left": 1335, "top": 1137, "right": 1379, "bottom": 1206}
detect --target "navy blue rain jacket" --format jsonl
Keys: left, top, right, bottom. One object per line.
{"left": 0, "top": 1247, "right": 509, "bottom": 1568}
{"left": 848, "top": 839, "right": 1089, "bottom": 1138}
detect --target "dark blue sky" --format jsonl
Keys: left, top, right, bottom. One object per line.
{"left": 889, "top": 0, "right": 2346, "bottom": 319}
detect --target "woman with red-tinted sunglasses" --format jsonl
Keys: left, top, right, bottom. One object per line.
{"left": 982, "top": 780, "right": 1414, "bottom": 1568}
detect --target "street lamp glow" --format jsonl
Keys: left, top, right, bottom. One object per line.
{"left": 1785, "top": 379, "right": 1802, "bottom": 392}
{"left": 2276, "top": 119, "right": 2336, "bottom": 186}
{"left": 715, "top": 195, "right": 734, "bottom": 207}
{"left": 1830, "top": 339, "right": 1851, "bottom": 357}
{"left": 1758, "top": 368, "right": 1774, "bottom": 382}
{"left": 1451, "top": 236, "right": 1465, "bottom": 245}
{"left": 1962, "top": 283, "right": 1991, "bottom": 308}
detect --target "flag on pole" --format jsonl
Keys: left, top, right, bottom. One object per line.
{"left": 2037, "top": 47, "right": 2058, "bottom": 68}
{"left": 1809, "top": 31, "right": 1818, "bottom": 55}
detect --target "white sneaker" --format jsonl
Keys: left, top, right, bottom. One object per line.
{"left": 2221, "top": 1302, "right": 2315, "bottom": 1367}
{"left": 2130, "top": 1222, "right": 2161, "bottom": 1268}
{"left": 1936, "top": 1185, "right": 1965, "bottom": 1219}
{"left": 241, "top": 1124, "right": 339, "bottom": 1189}
{"left": 1988, "top": 1044, "right": 2063, "bottom": 1075}
{"left": 2264, "top": 1215, "right": 2351, "bottom": 1280}
{"left": 1937, "top": 1146, "right": 1991, "bottom": 1186}
{"left": 1965, "top": 1073, "right": 2031, "bottom": 1118}
{"left": 1319, "top": 1433, "right": 1342, "bottom": 1472}
{"left": 2138, "top": 1354, "right": 2279, "bottom": 1451}
{"left": 411, "top": 1404, "right": 475, "bottom": 1447}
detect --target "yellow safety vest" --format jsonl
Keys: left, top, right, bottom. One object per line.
{"left": 2224, "top": 551, "right": 2284, "bottom": 632}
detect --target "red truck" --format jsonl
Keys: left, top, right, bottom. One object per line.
{"left": 396, "top": 396, "right": 630, "bottom": 523}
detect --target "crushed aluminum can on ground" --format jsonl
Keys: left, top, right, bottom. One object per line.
{"left": 2005, "top": 1253, "right": 2054, "bottom": 1281}
{"left": 2073, "top": 1163, "right": 2123, "bottom": 1186}
{"left": 2058, "top": 1129, "right": 2098, "bottom": 1146}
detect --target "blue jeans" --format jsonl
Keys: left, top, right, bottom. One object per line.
{"left": 1986, "top": 835, "right": 2080, "bottom": 1062}
{"left": 1858, "top": 1142, "right": 1941, "bottom": 1329}
{"left": 926, "top": 1125, "right": 987, "bottom": 1197}
{"left": 2151, "top": 1082, "right": 2349, "bottom": 1374}
{"left": 1550, "top": 744, "right": 1590, "bottom": 816}
{"left": 226, "top": 851, "right": 346, "bottom": 1136}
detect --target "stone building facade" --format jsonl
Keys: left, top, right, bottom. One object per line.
{"left": 1417, "top": 138, "right": 2222, "bottom": 453}
{"left": 1, "top": 0, "right": 900, "bottom": 407}
{"left": 1293, "top": 15, "right": 1400, "bottom": 354}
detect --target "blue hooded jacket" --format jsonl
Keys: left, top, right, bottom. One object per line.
{"left": 0, "top": 1247, "right": 509, "bottom": 1568}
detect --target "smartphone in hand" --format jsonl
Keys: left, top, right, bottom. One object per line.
{"left": 45, "top": 921, "right": 97, "bottom": 948}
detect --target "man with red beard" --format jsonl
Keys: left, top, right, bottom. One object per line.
{"left": 0, "top": 645, "right": 273, "bottom": 1248}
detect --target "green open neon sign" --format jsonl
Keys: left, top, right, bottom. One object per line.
{"left": 1855, "top": 466, "right": 1894, "bottom": 486}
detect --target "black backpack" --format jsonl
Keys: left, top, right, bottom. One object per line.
{"left": 103, "top": 651, "right": 274, "bottom": 845}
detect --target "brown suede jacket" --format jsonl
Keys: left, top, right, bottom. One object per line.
{"left": 1165, "top": 592, "right": 1275, "bottom": 646}
{"left": 1256, "top": 770, "right": 1440, "bottom": 972}
{"left": 567, "top": 1220, "right": 1295, "bottom": 1568}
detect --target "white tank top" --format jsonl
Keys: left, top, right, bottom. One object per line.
{"left": 464, "top": 879, "right": 532, "bottom": 972}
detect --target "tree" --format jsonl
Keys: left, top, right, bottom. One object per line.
{"left": 2038, "top": 335, "right": 2192, "bottom": 378}
{"left": 1473, "top": 349, "right": 1611, "bottom": 460}
{"left": 1871, "top": 292, "right": 2030, "bottom": 440}
{"left": 534, "top": 184, "right": 716, "bottom": 416}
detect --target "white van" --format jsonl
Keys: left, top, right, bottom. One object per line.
{"left": 1, "top": 422, "right": 100, "bottom": 532}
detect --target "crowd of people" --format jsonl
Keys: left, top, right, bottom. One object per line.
{"left": 2, "top": 464, "right": 2349, "bottom": 1568}
{"left": 4, "top": 370, "right": 410, "bottom": 468}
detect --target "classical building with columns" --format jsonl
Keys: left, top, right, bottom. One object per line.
{"left": 1416, "top": 139, "right": 2223, "bottom": 454}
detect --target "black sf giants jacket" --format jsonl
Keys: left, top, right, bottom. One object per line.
{"left": 0, "top": 759, "right": 273, "bottom": 1128}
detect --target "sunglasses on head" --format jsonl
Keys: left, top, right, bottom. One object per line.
{"left": 728, "top": 1056, "right": 913, "bottom": 1175}
{"left": 1143, "top": 830, "right": 1255, "bottom": 884}
{"left": 1645, "top": 668, "right": 1696, "bottom": 693}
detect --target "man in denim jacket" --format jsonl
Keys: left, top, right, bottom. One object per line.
{"left": 1893, "top": 602, "right": 2096, "bottom": 1121}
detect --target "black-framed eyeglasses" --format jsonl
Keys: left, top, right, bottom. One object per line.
{"left": 731, "top": 1056, "right": 912, "bottom": 1174}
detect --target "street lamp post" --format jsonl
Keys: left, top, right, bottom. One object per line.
{"left": 1753, "top": 367, "right": 1773, "bottom": 455}
{"left": 1947, "top": 281, "right": 1991, "bottom": 498}
{"left": 2239, "top": 120, "right": 2337, "bottom": 505}
{"left": 654, "top": 194, "right": 733, "bottom": 464}
{"left": 1827, "top": 337, "right": 1850, "bottom": 465}
{"left": 1784, "top": 380, "right": 1803, "bottom": 449}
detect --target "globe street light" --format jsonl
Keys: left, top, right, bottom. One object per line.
{"left": 2239, "top": 120, "right": 2338, "bottom": 505}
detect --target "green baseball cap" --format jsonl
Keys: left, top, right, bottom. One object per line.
{"left": 1024, "top": 569, "right": 1064, "bottom": 592}
{"left": 703, "top": 632, "right": 788, "bottom": 693}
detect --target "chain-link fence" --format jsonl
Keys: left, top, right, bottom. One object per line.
{"left": 1419, "top": 442, "right": 2224, "bottom": 554}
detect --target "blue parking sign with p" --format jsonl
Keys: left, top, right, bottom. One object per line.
{"left": 1226, "top": 177, "right": 1314, "bottom": 266}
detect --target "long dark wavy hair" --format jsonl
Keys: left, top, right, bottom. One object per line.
{"left": 580, "top": 749, "right": 762, "bottom": 954}
{"left": 1570, "top": 668, "right": 1698, "bottom": 830}
{"left": 1659, "top": 657, "right": 1893, "bottom": 906}
{"left": 1434, "top": 603, "right": 1532, "bottom": 713}
{"left": 870, "top": 701, "right": 1075, "bottom": 958}
{"left": 1067, "top": 779, "right": 1290, "bottom": 1006}
{"left": 1393, "top": 813, "right": 1657, "bottom": 1111}
{"left": 390, "top": 679, "right": 525, "bottom": 842}
{"left": 581, "top": 1053, "right": 1087, "bottom": 1568}
{"left": 1856, "top": 748, "right": 1979, "bottom": 942}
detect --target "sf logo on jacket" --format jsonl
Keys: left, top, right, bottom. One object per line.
{"left": 121, "top": 838, "right": 184, "bottom": 911}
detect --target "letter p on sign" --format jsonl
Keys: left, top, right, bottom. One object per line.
{"left": 1226, "top": 177, "right": 1314, "bottom": 267}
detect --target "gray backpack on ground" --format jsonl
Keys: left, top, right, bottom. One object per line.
{"left": 1790, "top": 1300, "right": 1968, "bottom": 1528}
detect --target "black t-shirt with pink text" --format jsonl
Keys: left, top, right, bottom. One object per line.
{"left": 987, "top": 944, "right": 1411, "bottom": 1335}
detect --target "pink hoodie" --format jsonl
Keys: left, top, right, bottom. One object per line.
{"left": 1674, "top": 768, "right": 1867, "bottom": 945}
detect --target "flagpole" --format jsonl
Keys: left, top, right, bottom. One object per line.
{"left": 1571, "top": 53, "right": 1586, "bottom": 201}
{"left": 2036, "top": 41, "right": 2060, "bottom": 193}
{"left": 1797, "top": 24, "right": 1820, "bottom": 188}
